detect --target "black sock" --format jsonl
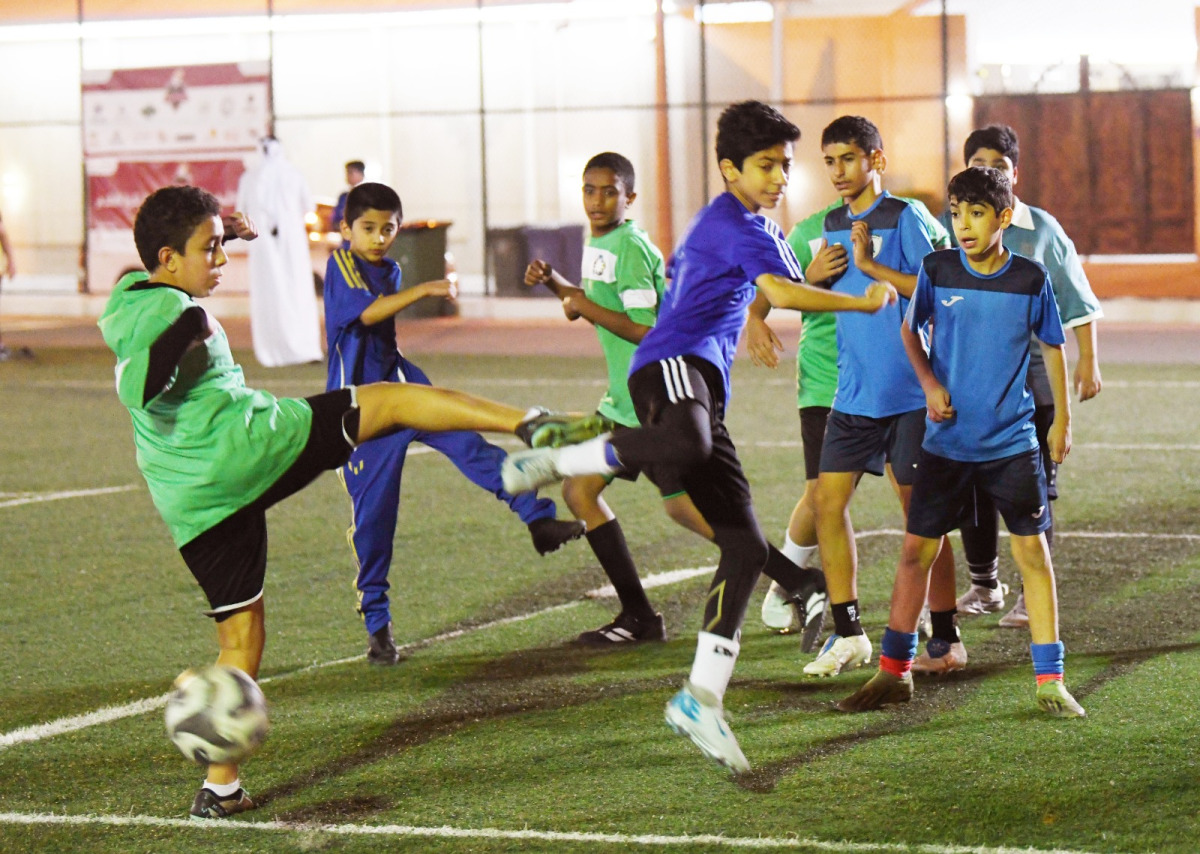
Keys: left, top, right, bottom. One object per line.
{"left": 762, "top": 544, "right": 822, "bottom": 594}
{"left": 930, "top": 608, "right": 960, "bottom": 645}
{"left": 968, "top": 558, "right": 1000, "bottom": 590}
{"left": 831, "top": 600, "right": 863, "bottom": 637}
{"left": 586, "top": 519, "right": 655, "bottom": 621}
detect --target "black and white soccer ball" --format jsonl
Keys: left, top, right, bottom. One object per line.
{"left": 164, "top": 664, "right": 269, "bottom": 765}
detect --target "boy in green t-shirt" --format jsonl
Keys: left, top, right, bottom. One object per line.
{"left": 524, "top": 152, "right": 711, "bottom": 644}
{"left": 99, "top": 185, "right": 595, "bottom": 820}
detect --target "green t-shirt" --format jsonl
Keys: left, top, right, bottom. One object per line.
{"left": 98, "top": 272, "right": 313, "bottom": 547}
{"left": 785, "top": 197, "right": 950, "bottom": 409}
{"left": 581, "top": 220, "right": 665, "bottom": 427}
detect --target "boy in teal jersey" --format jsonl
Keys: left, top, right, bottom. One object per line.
{"left": 99, "top": 185, "right": 593, "bottom": 820}
{"left": 837, "top": 166, "right": 1084, "bottom": 718}
{"left": 525, "top": 152, "right": 711, "bottom": 644}
{"left": 748, "top": 198, "right": 950, "bottom": 635}
{"left": 939, "top": 125, "right": 1104, "bottom": 631}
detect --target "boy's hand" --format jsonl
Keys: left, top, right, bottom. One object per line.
{"left": 419, "top": 279, "right": 458, "bottom": 300}
{"left": 850, "top": 221, "right": 874, "bottom": 270}
{"left": 862, "top": 281, "right": 897, "bottom": 311}
{"left": 524, "top": 259, "right": 552, "bottom": 288}
{"left": 1047, "top": 418, "right": 1071, "bottom": 463}
{"left": 1074, "top": 358, "right": 1102, "bottom": 401}
{"left": 745, "top": 314, "right": 782, "bottom": 368}
{"left": 559, "top": 284, "right": 586, "bottom": 320}
{"left": 223, "top": 212, "right": 257, "bottom": 242}
{"left": 924, "top": 385, "right": 954, "bottom": 422}
{"left": 804, "top": 239, "right": 847, "bottom": 286}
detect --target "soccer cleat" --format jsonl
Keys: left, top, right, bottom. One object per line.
{"left": 917, "top": 605, "right": 932, "bottom": 639}
{"left": 528, "top": 517, "right": 586, "bottom": 555}
{"left": 189, "top": 787, "right": 255, "bottom": 820}
{"left": 956, "top": 582, "right": 1009, "bottom": 616}
{"left": 664, "top": 683, "right": 750, "bottom": 774}
{"left": 516, "top": 408, "right": 614, "bottom": 449}
{"left": 835, "top": 669, "right": 914, "bottom": 712}
{"left": 760, "top": 580, "right": 796, "bottom": 632}
{"left": 760, "top": 577, "right": 828, "bottom": 653}
{"left": 575, "top": 611, "right": 667, "bottom": 646}
{"left": 910, "top": 638, "right": 969, "bottom": 675}
{"left": 803, "top": 633, "right": 872, "bottom": 677}
{"left": 367, "top": 622, "right": 403, "bottom": 666}
{"left": 998, "top": 592, "right": 1029, "bottom": 628}
{"left": 1036, "top": 680, "right": 1086, "bottom": 718}
{"left": 501, "top": 447, "right": 567, "bottom": 494}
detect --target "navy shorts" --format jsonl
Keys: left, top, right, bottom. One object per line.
{"left": 179, "top": 388, "right": 358, "bottom": 620}
{"left": 906, "top": 447, "right": 1051, "bottom": 539}
{"left": 819, "top": 407, "right": 925, "bottom": 486}
{"left": 799, "top": 406, "right": 830, "bottom": 481}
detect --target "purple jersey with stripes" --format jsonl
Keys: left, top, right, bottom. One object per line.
{"left": 630, "top": 192, "right": 804, "bottom": 405}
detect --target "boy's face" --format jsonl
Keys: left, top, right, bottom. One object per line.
{"left": 342, "top": 207, "right": 399, "bottom": 264}
{"left": 822, "top": 141, "right": 881, "bottom": 202}
{"left": 581, "top": 167, "right": 634, "bottom": 237}
{"left": 156, "top": 215, "right": 227, "bottom": 298}
{"left": 721, "top": 142, "right": 792, "bottom": 212}
{"left": 347, "top": 167, "right": 365, "bottom": 187}
{"left": 949, "top": 195, "right": 1012, "bottom": 259}
{"left": 966, "top": 147, "right": 1018, "bottom": 188}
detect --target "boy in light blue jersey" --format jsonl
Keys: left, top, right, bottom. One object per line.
{"left": 802, "top": 116, "right": 959, "bottom": 679}
{"left": 939, "top": 125, "right": 1104, "bottom": 629}
{"left": 325, "top": 182, "right": 584, "bottom": 664}
{"left": 837, "top": 166, "right": 1085, "bottom": 718}
{"left": 503, "top": 101, "right": 894, "bottom": 774}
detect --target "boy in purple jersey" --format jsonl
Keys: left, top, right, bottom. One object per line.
{"left": 503, "top": 101, "right": 895, "bottom": 773}
{"left": 836, "top": 166, "right": 1085, "bottom": 718}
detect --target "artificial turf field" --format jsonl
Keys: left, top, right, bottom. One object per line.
{"left": 1, "top": 342, "right": 1198, "bottom": 854}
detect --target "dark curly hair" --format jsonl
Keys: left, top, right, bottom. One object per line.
{"left": 715, "top": 101, "right": 800, "bottom": 170}
{"left": 133, "top": 185, "right": 221, "bottom": 271}
{"left": 948, "top": 166, "right": 1013, "bottom": 214}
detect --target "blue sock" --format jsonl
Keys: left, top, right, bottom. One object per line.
{"left": 879, "top": 627, "right": 918, "bottom": 677}
{"left": 1030, "top": 641, "right": 1065, "bottom": 677}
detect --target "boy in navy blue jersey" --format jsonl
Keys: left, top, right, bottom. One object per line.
{"left": 325, "top": 182, "right": 585, "bottom": 665}
{"left": 836, "top": 166, "right": 1085, "bottom": 718}
{"left": 803, "top": 116, "right": 959, "bottom": 678}
{"left": 503, "top": 101, "right": 895, "bottom": 773}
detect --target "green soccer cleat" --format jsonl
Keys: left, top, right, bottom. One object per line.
{"left": 835, "top": 669, "right": 914, "bottom": 712}
{"left": 1036, "top": 679, "right": 1086, "bottom": 718}
{"left": 522, "top": 411, "right": 615, "bottom": 449}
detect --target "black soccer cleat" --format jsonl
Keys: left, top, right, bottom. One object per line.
{"left": 790, "top": 570, "right": 829, "bottom": 654}
{"left": 529, "top": 517, "right": 586, "bottom": 555}
{"left": 189, "top": 787, "right": 255, "bottom": 820}
{"left": 367, "top": 622, "right": 404, "bottom": 666}
{"left": 574, "top": 611, "right": 667, "bottom": 646}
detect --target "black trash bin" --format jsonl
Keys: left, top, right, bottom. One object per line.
{"left": 386, "top": 220, "right": 457, "bottom": 318}
{"left": 486, "top": 224, "right": 584, "bottom": 297}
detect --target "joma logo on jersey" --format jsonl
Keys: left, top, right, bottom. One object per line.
{"left": 940, "top": 295, "right": 965, "bottom": 307}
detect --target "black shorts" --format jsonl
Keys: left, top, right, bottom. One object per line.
{"left": 607, "top": 422, "right": 687, "bottom": 499}
{"left": 819, "top": 407, "right": 925, "bottom": 486}
{"left": 179, "top": 388, "right": 358, "bottom": 620}
{"left": 906, "top": 447, "right": 1051, "bottom": 539}
{"left": 627, "top": 355, "right": 755, "bottom": 529}
{"left": 799, "top": 406, "right": 831, "bottom": 481}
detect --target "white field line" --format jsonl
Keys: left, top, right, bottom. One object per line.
{"left": 0, "top": 812, "right": 1122, "bottom": 854}
{"left": 751, "top": 441, "right": 1200, "bottom": 451}
{"left": 0, "top": 569, "right": 710, "bottom": 751}
{"left": 0, "top": 484, "right": 139, "bottom": 509}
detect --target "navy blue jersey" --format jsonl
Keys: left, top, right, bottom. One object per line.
{"left": 905, "top": 248, "right": 1065, "bottom": 462}
{"left": 631, "top": 192, "right": 803, "bottom": 405}
{"left": 324, "top": 248, "right": 403, "bottom": 390}
{"left": 824, "top": 192, "right": 934, "bottom": 417}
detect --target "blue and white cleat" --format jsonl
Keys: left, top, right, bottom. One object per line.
{"left": 802, "top": 633, "right": 872, "bottom": 677}
{"left": 501, "top": 447, "right": 567, "bottom": 494}
{"left": 664, "top": 682, "right": 750, "bottom": 774}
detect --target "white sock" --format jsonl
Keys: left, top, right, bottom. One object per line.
{"left": 687, "top": 631, "right": 740, "bottom": 706}
{"left": 554, "top": 435, "right": 616, "bottom": 477}
{"left": 782, "top": 532, "right": 819, "bottom": 569}
{"left": 203, "top": 778, "right": 241, "bottom": 797}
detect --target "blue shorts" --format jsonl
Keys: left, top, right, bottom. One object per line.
{"left": 819, "top": 407, "right": 925, "bottom": 486}
{"left": 906, "top": 447, "right": 1051, "bottom": 539}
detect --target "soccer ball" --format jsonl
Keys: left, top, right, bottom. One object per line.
{"left": 164, "top": 664, "right": 269, "bottom": 764}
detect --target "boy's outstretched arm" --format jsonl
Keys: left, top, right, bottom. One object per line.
{"left": 359, "top": 279, "right": 456, "bottom": 327}
{"left": 901, "top": 322, "right": 953, "bottom": 422}
{"left": 756, "top": 272, "right": 895, "bottom": 314}
{"left": 1040, "top": 339, "right": 1073, "bottom": 462}
{"left": 744, "top": 290, "right": 782, "bottom": 368}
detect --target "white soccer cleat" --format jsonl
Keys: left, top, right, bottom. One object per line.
{"left": 760, "top": 580, "right": 798, "bottom": 631}
{"left": 911, "top": 639, "right": 969, "bottom": 675}
{"left": 998, "top": 592, "right": 1029, "bottom": 628}
{"left": 955, "top": 582, "right": 1009, "bottom": 616}
{"left": 664, "top": 683, "right": 750, "bottom": 774}
{"left": 501, "top": 447, "right": 567, "bottom": 494}
{"left": 803, "top": 633, "right": 872, "bottom": 677}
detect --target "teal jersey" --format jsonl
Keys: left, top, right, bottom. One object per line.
{"left": 786, "top": 198, "right": 949, "bottom": 409}
{"left": 98, "top": 272, "right": 312, "bottom": 546}
{"left": 581, "top": 219, "right": 665, "bottom": 427}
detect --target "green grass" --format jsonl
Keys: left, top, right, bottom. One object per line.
{"left": 2, "top": 349, "right": 1199, "bottom": 853}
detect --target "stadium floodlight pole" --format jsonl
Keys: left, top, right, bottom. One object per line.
{"left": 699, "top": 0, "right": 709, "bottom": 202}
{"left": 77, "top": 0, "right": 88, "bottom": 296}
{"left": 654, "top": 0, "right": 674, "bottom": 254}
{"left": 941, "top": 0, "right": 950, "bottom": 188}
{"left": 477, "top": 0, "right": 492, "bottom": 297}
{"left": 266, "top": 0, "right": 276, "bottom": 138}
